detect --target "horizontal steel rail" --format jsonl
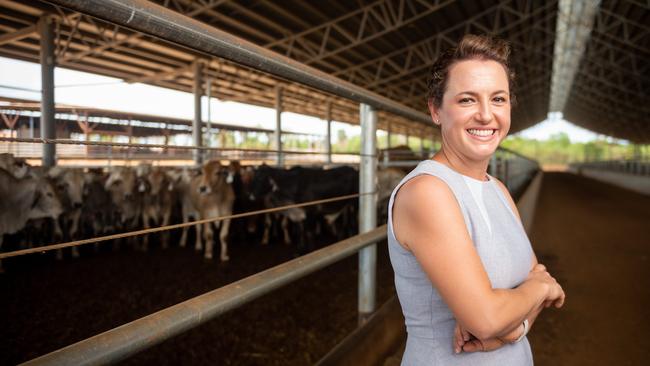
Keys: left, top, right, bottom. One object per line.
{"left": 22, "top": 225, "right": 388, "bottom": 366}
{"left": 0, "top": 192, "right": 371, "bottom": 260}
{"left": 497, "top": 146, "right": 540, "bottom": 165}
{"left": 0, "top": 137, "right": 367, "bottom": 156}
{"left": 44, "top": 0, "right": 431, "bottom": 125}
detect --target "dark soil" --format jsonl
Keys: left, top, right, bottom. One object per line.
{"left": 0, "top": 230, "right": 395, "bottom": 365}
{"left": 527, "top": 172, "right": 650, "bottom": 365}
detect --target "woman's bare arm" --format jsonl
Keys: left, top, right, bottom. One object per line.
{"left": 392, "top": 175, "right": 563, "bottom": 340}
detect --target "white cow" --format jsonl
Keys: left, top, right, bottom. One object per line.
{"left": 0, "top": 168, "right": 63, "bottom": 272}
{"left": 0, "top": 153, "right": 30, "bottom": 179}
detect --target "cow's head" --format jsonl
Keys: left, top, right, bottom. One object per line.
{"left": 198, "top": 160, "right": 229, "bottom": 195}
{"left": 248, "top": 164, "right": 277, "bottom": 201}
{"left": 29, "top": 178, "right": 64, "bottom": 220}
{"left": 105, "top": 167, "right": 137, "bottom": 201}
{"left": 57, "top": 169, "right": 85, "bottom": 209}
{"left": 147, "top": 168, "right": 167, "bottom": 196}
{"left": 0, "top": 153, "right": 30, "bottom": 179}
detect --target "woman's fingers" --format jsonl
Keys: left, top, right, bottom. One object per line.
{"left": 462, "top": 339, "right": 482, "bottom": 352}
{"left": 453, "top": 323, "right": 463, "bottom": 353}
{"left": 532, "top": 263, "right": 546, "bottom": 272}
{"left": 555, "top": 286, "right": 566, "bottom": 308}
{"left": 462, "top": 327, "right": 470, "bottom": 341}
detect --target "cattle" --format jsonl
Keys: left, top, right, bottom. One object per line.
{"left": 105, "top": 166, "right": 142, "bottom": 247}
{"left": 140, "top": 167, "right": 176, "bottom": 250}
{"left": 0, "top": 168, "right": 63, "bottom": 273}
{"left": 81, "top": 169, "right": 115, "bottom": 249}
{"left": 49, "top": 167, "right": 87, "bottom": 259}
{"left": 376, "top": 167, "right": 405, "bottom": 222}
{"left": 0, "top": 153, "right": 30, "bottom": 179}
{"left": 248, "top": 165, "right": 358, "bottom": 254}
{"left": 180, "top": 160, "right": 235, "bottom": 261}
{"left": 227, "top": 161, "right": 264, "bottom": 243}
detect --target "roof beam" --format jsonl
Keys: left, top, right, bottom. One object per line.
{"left": 0, "top": 23, "right": 36, "bottom": 46}
{"left": 333, "top": 1, "right": 556, "bottom": 88}
{"left": 264, "top": 0, "right": 455, "bottom": 65}
{"left": 549, "top": 0, "right": 600, "bottom": 112}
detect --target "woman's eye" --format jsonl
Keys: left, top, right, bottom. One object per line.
{"left": 459, "top": 97, "right": 473, "bottom": 104}
{"left": 493, "top": 96, "right": 507, "bottom": 103}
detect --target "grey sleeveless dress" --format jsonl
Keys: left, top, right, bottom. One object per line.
{"left": 387, "top": 160, "right": 534, "bottom": 365}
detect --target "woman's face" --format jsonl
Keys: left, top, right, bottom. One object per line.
{"left": 429, "top": 59, "right": 511, "bottom": 163}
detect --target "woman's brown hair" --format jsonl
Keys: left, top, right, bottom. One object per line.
{"left": 426, "top": 34, "right": 516, "bottom": 108}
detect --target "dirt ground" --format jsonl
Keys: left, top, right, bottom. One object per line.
{"left": 2, "top": 171, "right": 648, "bottom": 366}
{"left": 0, "top": 231, "right": 396, "bottom": 365}
{"left": 527, "top": 172, "right": 650, "bottom": 365}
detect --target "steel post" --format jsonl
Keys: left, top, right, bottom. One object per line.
{"left": 193, "top": 61, "right": 203, "bottom": 165}
{"left": 39, "top": 16, "right": 55, "bottom": 167}
{"left": 419, "top": 133, "right": 424, "bottom": 158}
{"left": 490, "top": 154, "right": 497, "bottom": 178}
{"left": 358, "top": 103, "right": 377, "bottom": 324}
{"left": 275, "top": 86, "right": 283, "bottom": 167}
{"left": 386, "top": 121, "right": 392, "bottom": 149}
{"left": 206, "top": 77, "right": 212, "bottom": 149}
{"left": 326, "top": 100, "right": 332, "bottom": 164}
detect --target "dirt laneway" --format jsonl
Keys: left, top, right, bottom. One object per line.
{"left": 528, "top": 172, "right": 650, "bottom": 365}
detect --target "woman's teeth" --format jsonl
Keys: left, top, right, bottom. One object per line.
{"left": 467, "top": 129, "right": 495, "bottom": 137}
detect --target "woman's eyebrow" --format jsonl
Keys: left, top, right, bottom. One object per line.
{"left": 455, "top": 90, "right": 508, "bottom": 96}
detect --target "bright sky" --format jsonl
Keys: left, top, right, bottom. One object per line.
{"left": 0, "top": 56, "right": 607, "bottom": 143}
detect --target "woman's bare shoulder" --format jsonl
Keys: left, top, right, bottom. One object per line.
{"left": 394, "top": 174, "right": 455, "bottom": 211}
{"left": 392, "top": 174, "right": 462, "bottom": 248}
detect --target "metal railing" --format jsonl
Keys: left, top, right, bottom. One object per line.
{"left": 569, "top": 159, "right": 650, "bottom": 177}
{"left": 23, "top": 226, "right": 388, "bottom": 366}
{"left": 6, "top": 1, "right": 545, "bottom": 365}
{"left": 44, "top": 0, "right": 431, "bottom": 125}
{"left": 9, "top": 0, "right": 428, "bottom": 363}
{"left": 0, "top": 137, "right": 363, "bottom": 166}
{"left": 492, "top": 147, "right": 540, "bottom": 196}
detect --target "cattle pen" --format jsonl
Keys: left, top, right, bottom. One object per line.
{"left": 0, "top": 1, "right": 543, "bottom": 365}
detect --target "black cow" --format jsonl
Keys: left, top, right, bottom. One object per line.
{"left": 249, "top": 164, "right": 358, "bottom": 254}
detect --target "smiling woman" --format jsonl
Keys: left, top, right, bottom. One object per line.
{"left": 387, "top": 34, "right": 565, "bottom": 365}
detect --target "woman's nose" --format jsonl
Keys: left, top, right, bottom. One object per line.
{"left": 476, "top": 102, "right": 494, "bottom": 123}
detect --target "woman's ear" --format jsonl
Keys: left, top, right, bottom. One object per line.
{"left": 427, "top": 99, "right": 440, "bottom": 126}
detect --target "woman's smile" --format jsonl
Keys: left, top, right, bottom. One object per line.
{"left": 466, "top": 128, "right": 498, "bottom": 140}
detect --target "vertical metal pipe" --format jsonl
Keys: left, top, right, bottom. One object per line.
{"left": 206, "top": 77, "right": 212, "bottom": 149}
{"left": 358, "top": 103, "right": 377, "bottom": 324}
{"left": 419, "top": 132, "right": 424, "bottom": 158}
{"left": 326, "top": 100, "right": 332, "bottom": 164}
{"left": 431, "top": 131, "right": 436, "bottom": 154}
{"left": 489, "top": 154, "right": 497, "bottom": 178}
{"left": 193, "top": 61, "right": 203, "bottom": 165}
{"left": 386, "top": 120, "right": 392, "bottom": 149}
{"left": 39, "top": 16, "right": 55, "bottom": 167}
{"left": 275, "top": 86, "right": 283, "bottom": 166}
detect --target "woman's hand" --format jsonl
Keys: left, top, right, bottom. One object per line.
{"left": 526, "top": 263, "right": 565, "bottom": 308}
{"left": 453, "top": 264, "right": 560, "bottom": 353}
{"left": 453, "top": 322, "right": 520, "bottom": 353}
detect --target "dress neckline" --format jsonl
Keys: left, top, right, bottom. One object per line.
{"left": 425, "top": 159, "right": 492, "bottom": 184}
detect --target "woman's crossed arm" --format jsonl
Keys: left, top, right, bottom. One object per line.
{"left": 392, "top": 175, "right": 565, "bottom": 342}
